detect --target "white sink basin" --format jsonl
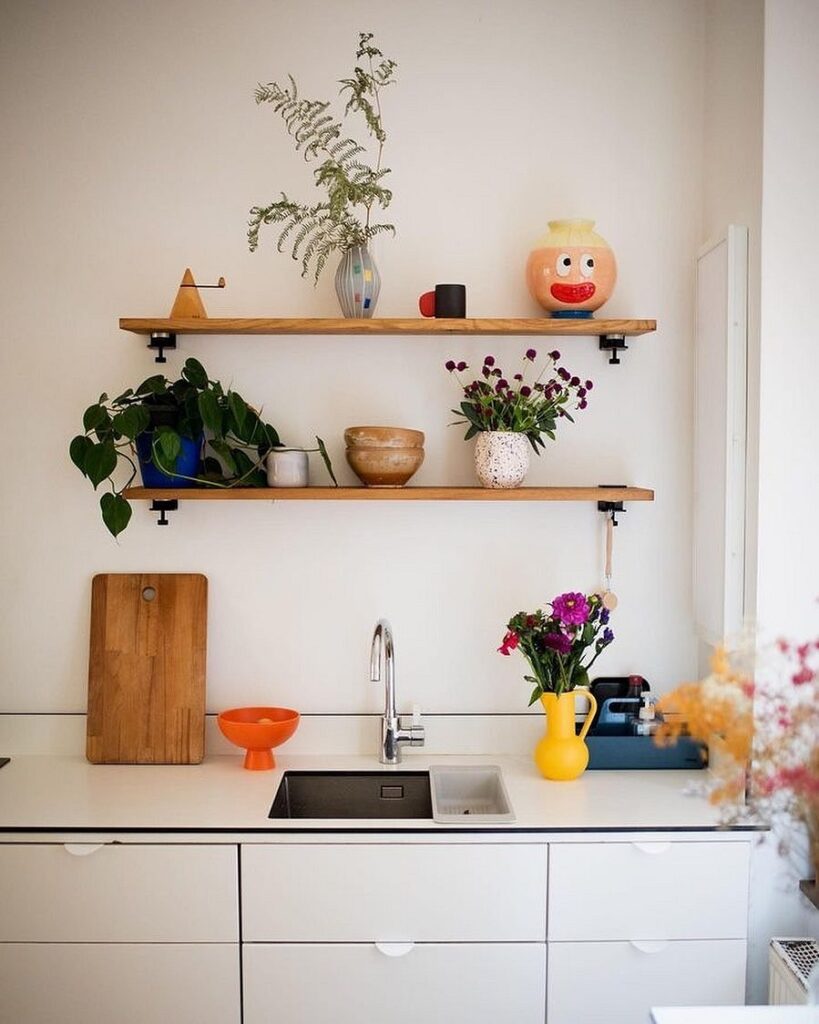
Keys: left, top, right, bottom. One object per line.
{"left": 430, "top": 765, "right": 515, "bottom": 823}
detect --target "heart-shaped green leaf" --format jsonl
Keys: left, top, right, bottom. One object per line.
{"left": 153, "top": 427, "right": 181, "bottom": 466}
{"left": 100, "top": 492, "right": 132, "bottom": 537}
{"left": 197, "top": 390, "right": 222, "bottom": 433}
{"left": 112, "top": 406, "right": 142, "bottom": 440}
{"left": 183, "top": 358, "right": 208, "bottom": 389}
{"left": 84, "top": 441, "right": 117, "bottom": 489}
{"left": 227, "top": 392, "right": 248, "bottom": 435}
{"left": 69, "top": 435, "right": 93, "bottom": 475}
{"left": 83, "top": 404, "right": 106, "bottom": 432}
{"left": 136, "top": 374, "right": 167, "bottom": 396}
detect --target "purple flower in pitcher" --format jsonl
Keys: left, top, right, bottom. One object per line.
{"left": 551, "top": 592, "right": 590, "bottom": 626}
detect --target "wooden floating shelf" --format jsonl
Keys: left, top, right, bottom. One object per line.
{"left": 124, "top": 486, "right": 655, "bottom": 503}
{"left": 119, "top": 317, "right": 657, "bottom": 338}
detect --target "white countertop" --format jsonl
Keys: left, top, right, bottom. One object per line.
{"left": 0, "top": 752, "right": 755, "bottom": 837}
{"left": 651, "top": 1009, "right": 819, "bottom": 1023}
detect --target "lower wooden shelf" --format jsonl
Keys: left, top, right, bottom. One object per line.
{"left": 123, "top": 486, "right": 654, "bottom": 503}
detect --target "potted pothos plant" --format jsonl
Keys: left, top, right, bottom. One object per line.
{"left": 70, "top": 357, "right": 336, "bottom": 537}
{"left": 248, "top": 32, "right": 396, "bottom": 317}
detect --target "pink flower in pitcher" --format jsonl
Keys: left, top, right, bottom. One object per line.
{"left": 498, "top": 630, "right": 520, "bottom": 656}
{"left": 551, "top": 592, "right": 590, "bottom": 626}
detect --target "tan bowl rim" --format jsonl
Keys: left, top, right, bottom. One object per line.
{"left": 344, "top": 426, "right": 425, "bottom": 448}
{"left": 346, "top": 446, "right": 425, "bottom": 456}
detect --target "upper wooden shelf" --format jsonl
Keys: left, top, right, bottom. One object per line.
{"left": 119, "top": 317, "right": 657, "bottom": 338}
{"left": 124, "top": 485, "right": 655, "bottom": 503}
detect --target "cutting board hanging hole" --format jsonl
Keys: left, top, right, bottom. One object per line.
{"left": 142, "top": 587, "right": 156, "bottom": 602}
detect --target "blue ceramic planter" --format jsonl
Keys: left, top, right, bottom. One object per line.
{"left": 136, "top": 432, "right": 202, "bottom": 488}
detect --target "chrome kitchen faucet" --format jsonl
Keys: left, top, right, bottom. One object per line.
{"left": 369, "top": 619, "right": 425, "bottom": 764}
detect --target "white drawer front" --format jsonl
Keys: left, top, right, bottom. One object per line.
{"left": 0, "top": 843, "right": 238, "bottom": 941}
{"left": 547, "top": 939, "right": 746, "bottom": 1024}
{"left": 548, "top": 840, "right": 749, "bottom": 940}
{"left": 0, "top": 943, "right": 240, "bottom": 1024}
{"left": 241, "top": 843, "right": 547, "bottom": 941}
{"left": 244, "top": 942, "right": 546, "bottom": 1024}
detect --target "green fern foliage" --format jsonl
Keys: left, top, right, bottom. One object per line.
{"left": 248, "top": 33, "right": 397, "bottom": 281}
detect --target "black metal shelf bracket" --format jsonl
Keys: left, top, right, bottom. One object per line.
{"left": 150, "top": 499, "right": 178, "bottom": 526}
{"left": 148, "top": 332, "right": 177, "bottom": 364}
{"left": 599, "top": 333, "right": 628, "bottom": 365}
{"left": 597, "top": 484, "right": 627, "bottom": 526}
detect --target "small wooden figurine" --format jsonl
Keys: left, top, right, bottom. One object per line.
{"left": 169, "top": 268, "right": 226, "bottom": 318}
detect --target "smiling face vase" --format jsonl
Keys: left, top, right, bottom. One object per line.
{"left": 526, "top": 219, "right": 617, "bottom": 318}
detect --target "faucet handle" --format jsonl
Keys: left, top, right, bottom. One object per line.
{"left": 407, "top": 704, "right": 425, "bottom": 747}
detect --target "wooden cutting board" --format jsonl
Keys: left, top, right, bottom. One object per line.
{"left": 86, "top": 573, "right": 207, "bottom": 764}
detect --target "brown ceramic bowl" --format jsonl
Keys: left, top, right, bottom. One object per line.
{"left": 345, "top": 445, "right": 425, "bottom": 487}
{"left": 344, "top": 426, "right": 425, "bottom": 450}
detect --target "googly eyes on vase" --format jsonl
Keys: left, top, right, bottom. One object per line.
{"left": 556, "top": 253, "right": 572, "bottom": 277}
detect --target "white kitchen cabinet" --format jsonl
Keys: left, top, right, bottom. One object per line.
{"left": 243, "top": 942, "right": 546, "bottom": 1024}
{"left": 0, "top": 942, "right": 240, "bottom": 1024}
{"left": 0, "top": 842, "right": 239, "bottom": 941}
{"left": 548, "top": 840, "right": 750, "bottom": 940}
{"left": 547, "top": 938, "right": 747, "bottom": 1024}
{"left": 0, "top": 842, "right": 240, "bottom": 1024}
{"left": 241, "top": 842, "right": 547, "bottom": 941}
{"left": 546, "top": 839, "right": 750, "bottom": 1024}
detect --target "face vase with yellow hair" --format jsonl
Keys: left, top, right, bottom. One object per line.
{"left": 526, "top": 219, "right": 617, "bottom": 318}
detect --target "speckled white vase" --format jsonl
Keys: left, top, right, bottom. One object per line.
{"left": 474, "top": 431, "right": 530, "bottom": 488}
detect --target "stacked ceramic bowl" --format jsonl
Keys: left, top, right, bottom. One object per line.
{"left": 344, "top": 426, "right": 425, "bottom": 487}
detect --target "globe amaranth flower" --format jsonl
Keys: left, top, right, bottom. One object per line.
{"left": 584, "top": 380, "right": 594, "bottom": 390}
{"left": 520, "top": 386, "right": 532, "bottom": 397}
{"left": 558, "top": 367, "right": 571, "bottom": 381}
{"left": 525, "top": 348, "right": 537, "bottom": 361}
{"left": 551, "top": 592, "right": 590, "bottom": 626}
{"left": 543, "top": 632, "right": 572, "bottom": 655}
{"left": 549, "top": 350, "right": 560, "bottom": 360}
{"left": 457, "top": 361, "right": 467, "bottom": 372}
{"left": 498, "top": 630, "right": 520, "bottom": 656}
{"left": 445, "top": 360, "right": 456, "bottom": 371}
{"left": 484, "top": 355, "right": 495, "bottom": 367}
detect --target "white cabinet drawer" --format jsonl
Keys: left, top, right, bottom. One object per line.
{"left": 0, "top": 843, "right": 238, "bottom": 941}
{"left": 548, "top": 840, "right": 749, "bottom": 940}
{"left": 244, "top": 942, "right": 546, "bottom": 1024}
{"left": 547, "top": 939, "right": 746, "bottom": 1024}
{"left": 0, "top": 942, "right": 240, "bottom": 1024}
{"left": 241, "top": 843, "right": 547, "bottom": 941}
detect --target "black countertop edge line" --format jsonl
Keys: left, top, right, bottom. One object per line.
{"left": 0, "top": 824, "right": 767, "bottom": 836}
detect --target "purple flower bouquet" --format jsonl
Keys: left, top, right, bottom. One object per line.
{"left": 499, "top": 591, "right": 614, "bottom": 703}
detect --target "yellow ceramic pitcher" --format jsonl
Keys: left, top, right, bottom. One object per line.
{"left": 534, "top": 689, "right": 598, "bottom": 781}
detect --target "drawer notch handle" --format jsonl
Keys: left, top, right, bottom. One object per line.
{"left": 631, "top": 841, "right": 672, "bottom": 855}
{"left": 629, "top": 940, "right": 669, "bottom": 954}
{"left": 375, "top": 941, "right": 415, "bottom": 957}
{"left": 63, "top": 843, "right": 105, "bottom": 856}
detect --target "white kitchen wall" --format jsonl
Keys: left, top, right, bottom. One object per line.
{"left": 757, "top": 0, "right": 819, "bottom": 639}
{"left": 701, "top": 0, "right": 764, "bottom": 646}
{"left": 700, "top": 0, "right": 819, "bottom": 1000}
{"left": 0, "top": 0, "right": 705, "bottom": 714}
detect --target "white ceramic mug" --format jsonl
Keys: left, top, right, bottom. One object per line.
{"left": 266, "top": 449, "right": 309, "bottom": 487}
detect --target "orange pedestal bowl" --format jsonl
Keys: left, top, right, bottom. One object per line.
{"left": 217, "top": 707, "right": 300, "bottom": 770}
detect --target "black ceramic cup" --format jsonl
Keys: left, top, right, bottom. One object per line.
{"left": 419, "top": 284, "right": 467, "bottom": 318}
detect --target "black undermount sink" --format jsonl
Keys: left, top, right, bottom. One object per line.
{"left": 269, "top": 770, "right": 433, "bottom": 819}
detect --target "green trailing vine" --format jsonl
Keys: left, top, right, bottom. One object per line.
{"left": 248, "top": 32, "right": 397, "bottom": 281}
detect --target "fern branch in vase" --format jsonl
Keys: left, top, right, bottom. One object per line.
{"left": 248, "top": 32, "right": 397, "bottom": 289}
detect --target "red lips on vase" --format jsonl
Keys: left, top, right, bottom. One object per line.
{"left": 549, "top": 281, "right": 596, "bottom": 304}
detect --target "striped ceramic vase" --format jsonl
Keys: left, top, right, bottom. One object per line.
{"left": 335, "top": 245, "right": 381, "bottom": 318}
